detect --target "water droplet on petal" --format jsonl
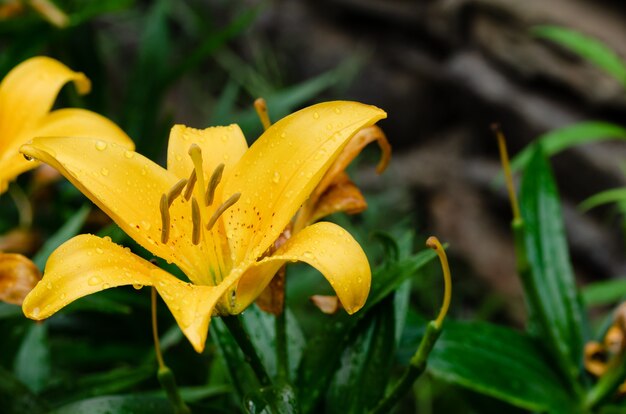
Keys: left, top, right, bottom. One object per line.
{"left": 303, "top": 251, "right": 314, "bottom": 259}
{"left": 95, "top": 141, "right": 108, "bottom": 151}
{"left": 32, "top": 307, "right": 40, "bottom": 317}
{"left": 272, "top": 171, "right": 280, "bottom": 184}
{"left": 133, "top": 284, "right": 143, "bottom": 290}
{"left": 96, "top": 248, "right": 104, "bottom": 254}
{"left": 124, "top": 150, "right": 135, "bottom": 159}
{"left": 102, "top": 283, "right": 111, "bottom": 289}
{"left": 88, "top": 276, "right": 102, "bottom": 286}
{"left": 313, "top": 112, "right": 320, "bottom": 119}
{"left": 46, "top": 282, "right": 52, "bottom": 290}
{"left": 101, "top": 167, "right": 109, "bottom": 176}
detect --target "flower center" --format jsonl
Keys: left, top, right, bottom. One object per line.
{"left": 158, "top": 145, "right": 241, "bottom": 247}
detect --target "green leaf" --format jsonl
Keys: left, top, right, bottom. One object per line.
{"left": 519, "top": 144, "right": 585, "bottom": 382}
{"left": 424, "top": 321, "right": 576, "bottom": 413}
{"left": 579, "top": 187, "right": 626, "bottom": 212}
{"left": 240, "top": 305, "right": 305, "bottom": 380}
{"left": 32, "top": 204, "right": 90, "bottom": 270}
{"left": 49, "top": 395, "right": 173, "bottom": 414}
{"left": 43, "top": 366, "right": 154, "bottom": 406}
{"left": 533, "top": 25, "right": 626, "bottom": 87}
{"left": 0, "top": 366, "right": 47, "bottom": 414}
{"left": 509, "top": 122, "right": 626, "bottom": 174}
{"left": 13, "top": 323, "right": 50, "bottom": 394}
{"left": 122, "top": 0, "right": 171, "bottom": 152}
{"left": 582, "top": 278, "right": 626, "bottom": 306}
{"left": 210, "top": 318, "right": 259, "bottom": 399}
{"left": 229, "top": 59, "right": 363, "bottom": 140}
{"left": 327, "top": 297, "right": 397, "bottom": 414}
{"left": 296, "top": 247, "right": 436, "bottom": 412}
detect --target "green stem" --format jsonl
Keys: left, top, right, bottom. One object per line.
{"left": 369, "top": 321, "right": 442, "bottom": 414}
{"left": 222, "top": 315, "right": 272, "bottom": 387}
{"left": 275, "top": 307, "right": 288, "bottom": 382}
{"left": 8, "top": 183, "right": 32, "bottom": 228}
{"left": 152, "top": 288, "right": 190, "bottom": 414}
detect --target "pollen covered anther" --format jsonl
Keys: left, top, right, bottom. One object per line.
{"left": 183, "top": 169, "right": 197, "bottom": 201}
{"left": 191, "top": 197, "right": 201, "bottom": 245}
{"left": 159, "top": 194, "right": 170, "bottom": 244}
{"left": 206, "top": 193, "right": 241, "bottom": 231}
{"left": 167, "top": 178, "right": 188, "bottom": 207}
{"left": 205, "top": 163, "right": 225, "bottom": 206}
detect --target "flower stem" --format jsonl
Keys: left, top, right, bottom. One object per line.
{"left": 8, "top": 183, "right": 32, "bottom": 228}
{"left": 275, "top": 297, "right": 288, "bottom": 382}
{"left": 152, "top": 288, "right": 191, "bottom": 414}
{"left": 222, "top": 315, "right": 272, "bottom": 387}
{"left": 369, "top": 321, "right": 442, "bottom": 414}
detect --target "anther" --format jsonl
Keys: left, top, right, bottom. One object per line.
{"left": 206, "top": 193, "right": 241, "bottom": 230}
{"left": 183, "top": 169, "right": 197, "bottom": 201}
{"left": 159, "top": 194, "right": 170, "bottom": 244}
{"left": 191, "top": 197, "right": 201, "bottom": 245}
{"left": 254, "top": 98, "right": 271, "bottom": 131}
{"left": 205, "top": 163, "right": 225, "bottom": 206}
{"left": 167, "top": 178, "right": 187, "bottom": 206}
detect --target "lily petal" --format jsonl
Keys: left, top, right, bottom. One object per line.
{"left": 308, "top": 172, "right": 368, "bottom": 223}
{"left": 20, "top": 137, "right": 209, "bottom": 284}
{"left": 166, "top": 124, "right": 248, "bottom": 180}
{"left": 223, "top": 101, "right": 386, "bottom": 264}
{"left": 22, "top": 234, "right": 221, "bottom": 353}
{"left": 0, "top": 108, "right": 134, "bottom": 194}
{"left": 0, "top": 56, "right": 90, "bottom": 146}
{"left": 232, "top": 221, "right": 370, "bottom": 314}
{"left": 0, "top": 253, "right": 41, "bottom": 305}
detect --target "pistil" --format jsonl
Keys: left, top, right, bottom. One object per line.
{"left": 188, "top": 144, "right": 207, "bottom": 202}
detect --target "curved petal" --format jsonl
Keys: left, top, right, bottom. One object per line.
{"left": 22, "top": 234, "right": 222, "bottom": 353}
{"left": 0, "top": 56, "right": 90, "bottom": 147}
{"left": 166, "top": 124, "right": 248, "bottom": 180}
{"left": 223, "top": 101, "right": 386, "bottom": 265}
{"left": 0, "top": 253, "right": 41, "bottom": 305}
{"left": 32, "top": 108, "right": 134, "bottom": 147}
{"left": 232, "top": 221, "right": 371, "bottom": 315}
{"left": 20, "top": 137, "right": 210, "bottom": 284}
{"left": 0, "top": 108, "right": 134, "bottom": 194}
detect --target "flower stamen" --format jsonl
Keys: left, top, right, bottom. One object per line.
{"left": 426, "top": 236, "right": 451, "bottom": 329}
{"left": 205, "top": 163, "right": 225, "bottom": 206}
{"left": 167, "top": 178, "right": 188, "bottom": 207}
{"left": 191, "top": 197, "right": 201, "bottom": 245}
{"left": 159, "top": 194, "right": 170, "bottom": 244}
{"left": 254, "top": 98, "right": 271, "bottom": 131}
{"left": 206, "top": 193, "right": 241, "bottom": 230}
{"left": 183, "top": 169, "right": 197, "bottom": 201}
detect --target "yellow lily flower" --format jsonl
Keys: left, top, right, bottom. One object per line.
{"left": 0, "top": 56, "right": 133, "bottom": 194}
{"left": 20, "top": 101, "right": 387, "bottom": 352}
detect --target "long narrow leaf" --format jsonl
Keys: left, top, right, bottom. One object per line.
{"left": 533, "top": 25, "right": 626, "bottom": 87}
{"left": 423, "top": 321, "right": 576, "bottom": 413}
{"left": 519, "top": 144, "right": 585, "bottom": 383}
{"left": 509, "top": 122, "right": 626, "bottom": 174}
